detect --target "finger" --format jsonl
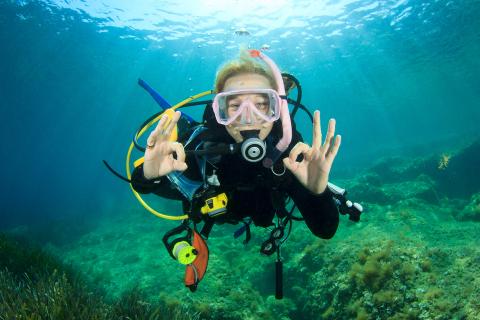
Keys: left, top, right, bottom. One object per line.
{"left": 146, "top": 128, "right": 160, "bottom": 148}
{"left": 169, "top": 142, "right": 187, "bottom": 171}
{"left": 173, "top": 161, "right": 188, "bottom": 171}
{"left": 146, "top": 132, "right": 155, "bottom": 148}
{"left": 169, "top": 142, "right": 185, "bottom": 162}
{"left": 151, "top": 114, "right": 170, "bottom": 141}
{"left": 147, "top": 115, "right": 169, "bottom": 147}
{"left": 283, "top": 157, "right": 296, "bottom": 172}
{"left": 322, "top": 118, "right": 336, "bottom": 152}
{"left": 312, "top": 110, "right": 322, "bottom": 150}
{"left": 163, "top": 111, "right": 181, "bottom": 137}
{"left": 289, "top": 142, "right": 310, "bottom": 162}
{"left": 326, "top": 135, "right": 341, "bottom": 160}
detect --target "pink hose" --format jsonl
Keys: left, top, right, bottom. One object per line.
{"left": 249, "top": 50, "right": 292, "bottom": 153}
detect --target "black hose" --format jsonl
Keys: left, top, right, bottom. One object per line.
{"left": 275, "top": 258, "right": 283, "bottom": 299}
{"left": 287, "top": 98, "right": 313, "bottom": 122}
{"left": 103, "top": 160, "right": 132, "bottom": 183}
{"left": 282, "top": 73, "right": 303, "bottom": 117}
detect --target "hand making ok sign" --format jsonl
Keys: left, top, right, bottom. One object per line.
{"left": 283, "top": 110, "right": 341, "bottom": 194}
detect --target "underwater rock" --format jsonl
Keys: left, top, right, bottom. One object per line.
{"left": 352, "top": 139, "right": 480, "bottom": 204}
{"left": 350, "top": 173, "right": 440, "bottom": 205}
{"left": 292, "top": 234, "right": 476, "bottom": 320}
{"left": 432, "top": 140, "right": 480, "bottom": 198}
{"left": 456, "top": 192, "right": 480, "bottom": 221}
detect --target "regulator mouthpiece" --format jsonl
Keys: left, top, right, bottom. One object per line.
{"left": 240, "top": 130, "right": 266, "bottom": 162}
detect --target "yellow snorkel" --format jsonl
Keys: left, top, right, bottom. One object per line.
{"left": 126, "top": 90, "right": 213, "bottom": 221}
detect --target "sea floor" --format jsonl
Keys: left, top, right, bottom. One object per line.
{"left": 3, "top": 142, "right": 480, "bottom": 319}
{"left": 39, "top": 197, "right": 479, "bottom": 319}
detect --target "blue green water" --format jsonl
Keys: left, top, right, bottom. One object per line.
{"left": 1, "top": 1, "right": 480, "bottom": 319}
{"left": 1, "top": 0, "right": 479, "bottom": 226}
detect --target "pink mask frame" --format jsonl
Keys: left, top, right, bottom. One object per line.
{"left": 212, "top": 88, "right": 281, "bottom": 125}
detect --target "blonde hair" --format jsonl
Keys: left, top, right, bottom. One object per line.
{"left": 214, "top": 50, "right": 277, "bottom": 93}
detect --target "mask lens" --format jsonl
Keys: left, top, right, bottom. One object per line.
{"left": 252, "top": 93, "right": 271, "bottom": 114}
{"left": 214, "top": 89, "right": 280, "bottom": 125}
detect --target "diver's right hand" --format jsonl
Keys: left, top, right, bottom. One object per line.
{"left": 143, "top": 111, "right": 188, "bottom": 179}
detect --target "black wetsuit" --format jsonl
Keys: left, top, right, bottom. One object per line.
{"left": 131, "top": 124, "right": 339, "bottom": 239}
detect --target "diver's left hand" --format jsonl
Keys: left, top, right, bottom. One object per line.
{"left": 283, "top": 110, "right": 341, "bottom": 194}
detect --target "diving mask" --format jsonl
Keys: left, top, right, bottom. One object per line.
{"left": 212, "top": 88, "right": 282, "bottom": 126}
{"left": 211, "top": 50, "right": 292, "bottom": 168}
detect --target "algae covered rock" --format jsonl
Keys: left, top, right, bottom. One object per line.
{"left": 456, "top": 192, "right": 480, "bottom": 221}
{"left": 350, "top": 139, "right": 480, "bottom": 207}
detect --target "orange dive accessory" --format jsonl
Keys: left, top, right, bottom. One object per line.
{"left": 162, "top": 223, "right": 209, "bottom": 292}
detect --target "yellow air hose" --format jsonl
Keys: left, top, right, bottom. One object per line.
{"left": 125, "top": 90, "right": 213, "bottom": 220}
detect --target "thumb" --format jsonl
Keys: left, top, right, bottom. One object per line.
{"left": 173, "top": 161, "right": 188, "bottom": 172}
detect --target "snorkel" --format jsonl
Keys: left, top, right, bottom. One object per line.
{"left": 248, "top": 50, "right": 292, "bottom": 168}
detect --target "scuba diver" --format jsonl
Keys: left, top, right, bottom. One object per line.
{"left": 105, "top": 49, "right": 363, "bottom": 299}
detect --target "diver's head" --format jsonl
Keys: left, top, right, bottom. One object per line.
{"left": 209, "top": 49, "right": 292, "bottom": 166}
{"left": 213, "top": 51, "right": 279, "bottom": 143}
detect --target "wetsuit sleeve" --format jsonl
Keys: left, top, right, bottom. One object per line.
{"left": 131, "top": 164, "right": 185, "bottom": 200}
{"left": 287, "top": 177, "right": 339, "bottom": 239}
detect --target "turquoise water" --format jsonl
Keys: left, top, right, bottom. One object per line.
{"left": 1, "top": 0, "right": 479, "bottom": 225}
{"left": 1, "top": 1, "right": 479, "bottom": 319}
